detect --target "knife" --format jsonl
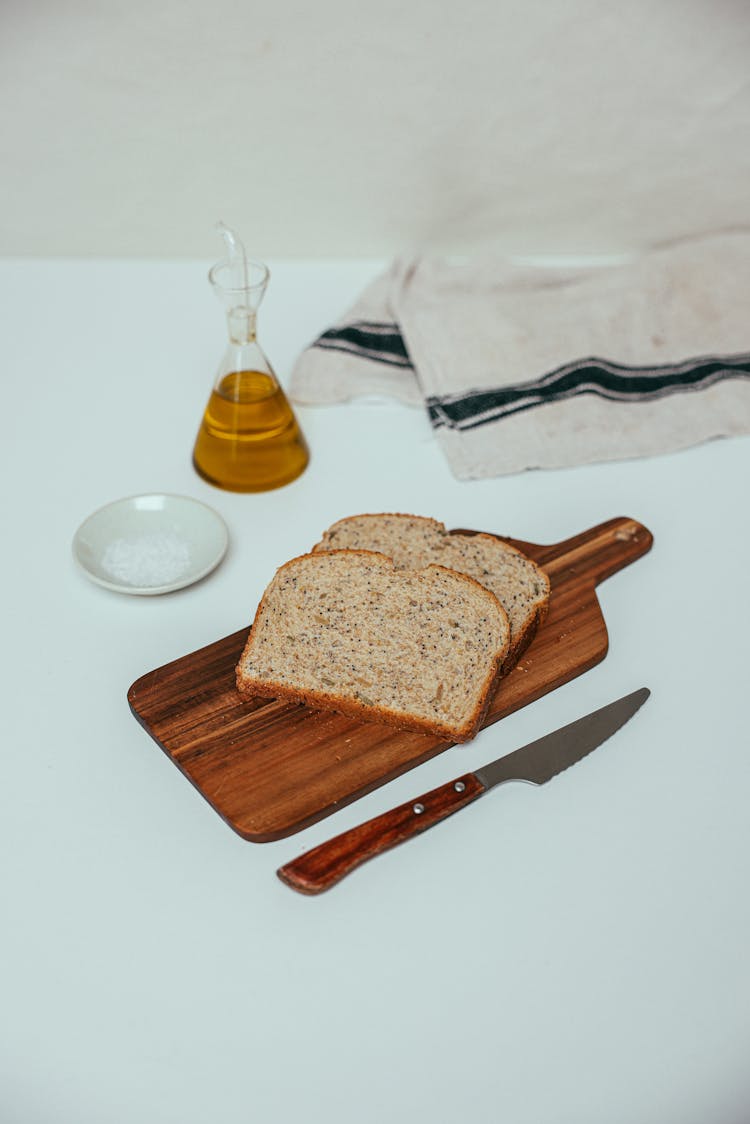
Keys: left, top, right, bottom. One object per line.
{"left": 277, "top": 687, "right": 649, "bottom": 894}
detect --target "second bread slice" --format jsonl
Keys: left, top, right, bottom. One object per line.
{"left": 236, "top": 550, "right": 511, "bottom": 742}
{"left": 313, "top": 513, "right": 550, "bottom": 669}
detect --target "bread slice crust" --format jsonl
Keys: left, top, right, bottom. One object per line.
{"left": 236, "top": 549, "right": 511, "bottom": 743}
{"left": 313, "top": 513, "right": 550, "bottom": 673}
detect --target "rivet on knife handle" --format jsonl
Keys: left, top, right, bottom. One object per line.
{"left": 276, "top": 773, "right": 486, "bottom": 895}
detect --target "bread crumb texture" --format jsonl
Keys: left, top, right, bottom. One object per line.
{"left": 236, "top": 550, "right": 511, "bottom": 742}
{"left": 313, "top": 513, "right": 550, "bottom": 656}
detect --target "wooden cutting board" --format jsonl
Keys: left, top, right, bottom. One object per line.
{"left": 128, "top": 516, "right": 652, "bottom": 842}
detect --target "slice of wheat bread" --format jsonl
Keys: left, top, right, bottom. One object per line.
{"left": 235, "top": 550, "right": 511, "bottom": 743}
{"left": 313, "top": 513, "right": 550, "bottom": 671}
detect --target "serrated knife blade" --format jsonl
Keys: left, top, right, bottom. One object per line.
{"left": 277, "top": 688, "right": 650, "bottom": 894}
{"left": 475, "top": 686, "right": 650, "bottom": 789}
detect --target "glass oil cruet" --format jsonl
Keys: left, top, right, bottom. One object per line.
{"left": 192, "top": 224, "right": 309, "bottom": 492}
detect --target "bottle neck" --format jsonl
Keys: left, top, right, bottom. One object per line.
{"left": 227, "top": 306, "right": 257, "bottom": 344}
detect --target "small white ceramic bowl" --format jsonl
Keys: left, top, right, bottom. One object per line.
{"left": 72, "top": 493, "right": 229, "bottom": 595}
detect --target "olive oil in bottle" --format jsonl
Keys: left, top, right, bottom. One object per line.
{"left": 192, "top": 228, "right": 309, "bottom": 492}
{"left": 193, "top": 369, "right": 309, "bottom": 492}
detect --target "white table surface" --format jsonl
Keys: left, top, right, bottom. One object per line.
{"left": 2, "top": 258, "right": 749, "bottom": 1124}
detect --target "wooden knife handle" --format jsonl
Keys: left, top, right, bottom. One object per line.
{"left": 277, "top": 772, "right": 486, "bottom": 894}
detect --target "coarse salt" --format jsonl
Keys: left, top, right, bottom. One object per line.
{"left": 101, "top": 532, "right": 192, "bottom": 587}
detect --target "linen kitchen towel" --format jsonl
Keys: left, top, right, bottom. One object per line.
{"left": 289, "top": 231, "right": 750, "bottom": 478}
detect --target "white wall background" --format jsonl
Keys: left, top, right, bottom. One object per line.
{"left": 1, "top": 0, "right": 749, "bottom": 259}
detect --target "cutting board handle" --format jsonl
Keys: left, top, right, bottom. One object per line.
{"left": 531, "top": 516, "right": 653, "bottom": 587}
